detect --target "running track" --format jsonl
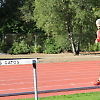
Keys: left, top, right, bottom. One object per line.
{"left": 0, "top": 60, "right": 100, "bottom": 100}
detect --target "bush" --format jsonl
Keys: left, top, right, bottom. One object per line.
{"left": 43, "top": 38, "right": 56, "bottom": 54}
{"left": 30, "top": 45, "right": 42, "bottom": 53}
{"left": 43, "top": 35, "right": 69, "bottom": 54}
{"left": 0, "top": 42, "right": 10, "bottom": 53}
{"left": 86, "top": 43, "right": 100, "bottom": 52}
{"left": 9, "top": 40, "right": 30, "bottom": 54}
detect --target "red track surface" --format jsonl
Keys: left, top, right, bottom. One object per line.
{"left": 0, "top": 61, "right": 100, "bottom": 100}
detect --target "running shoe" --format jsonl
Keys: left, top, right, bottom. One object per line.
{"left": 94, "top": 81, "right": 100, "bottom": 85}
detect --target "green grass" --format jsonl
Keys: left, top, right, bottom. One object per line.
{"left": 14, "top": 92, "right": 100, "bottom": 100}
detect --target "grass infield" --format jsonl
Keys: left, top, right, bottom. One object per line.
{"left": 14, "top": 92, "right": 100, "bottom": 100}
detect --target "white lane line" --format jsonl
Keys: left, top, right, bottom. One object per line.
{"left": 0, "top": 78, "right": 33, "bottom": 81}
{"left": 0, "top": 87, "right": 33, "bottom": 91}
{"left": 0, "top": 82, "right": 93, "bottom": 92}
{"left": 0, "top": 74, "right": 33, "bottom": 79}
{"left": 37, "top": 82, "right": 93, "bottom": 89}
{"left": 1, "top": 66, "right": 100, "bottom": 73}
{"left": 37, "top": 76, "right": 97, "bottom": 83}
{"left": 0, "top": 72, "right": 98, "bottom": 80}
{"left": 37, "top": 66, "right": 100, "bottom": 70}
{"left": 0, "top": 82, "right": 33, "bottom": 85}
{"left": 0, "top": 76, "right": 97, "bottom": 86}
{"left": 37, "top": 70, "right": 100, "bottom": 75}
{"left": 0, "top": 73, "right": 98, "bottom": 82}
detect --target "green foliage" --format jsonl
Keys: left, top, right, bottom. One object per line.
{"left": 9, "top": 40, "right": 30, "bottom": 54}
{"left": 34, "top": 0, "right": 98, "bottom": 55}
{"left": 0, "top": 0, "right": 39, "bottom": 35}
{"left": 85, "top": 43, "right": 100, "bottom": 52}
{"left": 0, "top": 0, "right": 22, "bottom": 33}
{"left": 54, "top": 35, "right": 70, "bottom": 51}
{"left": 8, "top": 38, "right": 43, "bottom": 54}
{"left": 19, "top": 0, "right": 35, "bottom": 22}
{"left": 34, "top": 0, "right": 67, "bottom": 35}
{"left": 43, "top": 35, "right": 69, "bottom": 54}
{"left": 43, "top": 38, "right": 56, "bottom": 54}
{"left": 0, "top": 0, "right": 100, "bottom": 54}
{"left": 30, "top": 45, "right": 42, "bottom": 53}
{"left": 0, "top": 41, "right": 11, "bottom": 53}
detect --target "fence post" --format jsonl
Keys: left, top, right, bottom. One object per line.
{"left": 32, "top": 60, "right": 38, "bottom": 100}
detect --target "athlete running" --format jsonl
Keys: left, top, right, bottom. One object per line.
{"left": 94, "top": 18, "right": 100, "bottom": 85}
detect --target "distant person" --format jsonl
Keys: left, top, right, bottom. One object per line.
{"left": 94, "top": 18, "right": 100, "bottom": 85}
{"left": 95, "top": 19, "right": 100, "bottom": 43}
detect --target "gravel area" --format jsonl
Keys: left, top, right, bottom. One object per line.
{"left": 0, "top": 52, "right": 100, "bottom": 63}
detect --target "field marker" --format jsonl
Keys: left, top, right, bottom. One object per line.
{"left": 0, "top": 58, "right": 37, "bottom": 66}
{"left": 0, "top": 58, "right": 38, "bottom": 100}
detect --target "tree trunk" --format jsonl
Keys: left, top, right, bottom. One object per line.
{"left": 66, "top": 22, "right": 77, "bottom": 55}
{"left": 76, "top": 41, "right": 80, "bottom": 55}
{"left": 68, "top": 32, "right": 77, "bottom": 55}
{"left": 75, "top": 26, "right": 82, "bottom": 55}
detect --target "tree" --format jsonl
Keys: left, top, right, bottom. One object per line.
{"left": 69, "top": 0, "right": 96, "bottom": 54}
{"left": 19, "top": 0, "right": 35, "bottom": 22}
{"left": 34, "top": 0, "right": 98, "bottom": 55}
{"left": 0, "top": 0, "right": 40, "bottom": 53}
{"left": 0, "top": 0, "right": 99, "bottom": 54}
{"left": 0, "top": 0, "right": 24, "bottom": 34}
{"left": 34, "top": 0, "right": 67, "bottom": 35}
